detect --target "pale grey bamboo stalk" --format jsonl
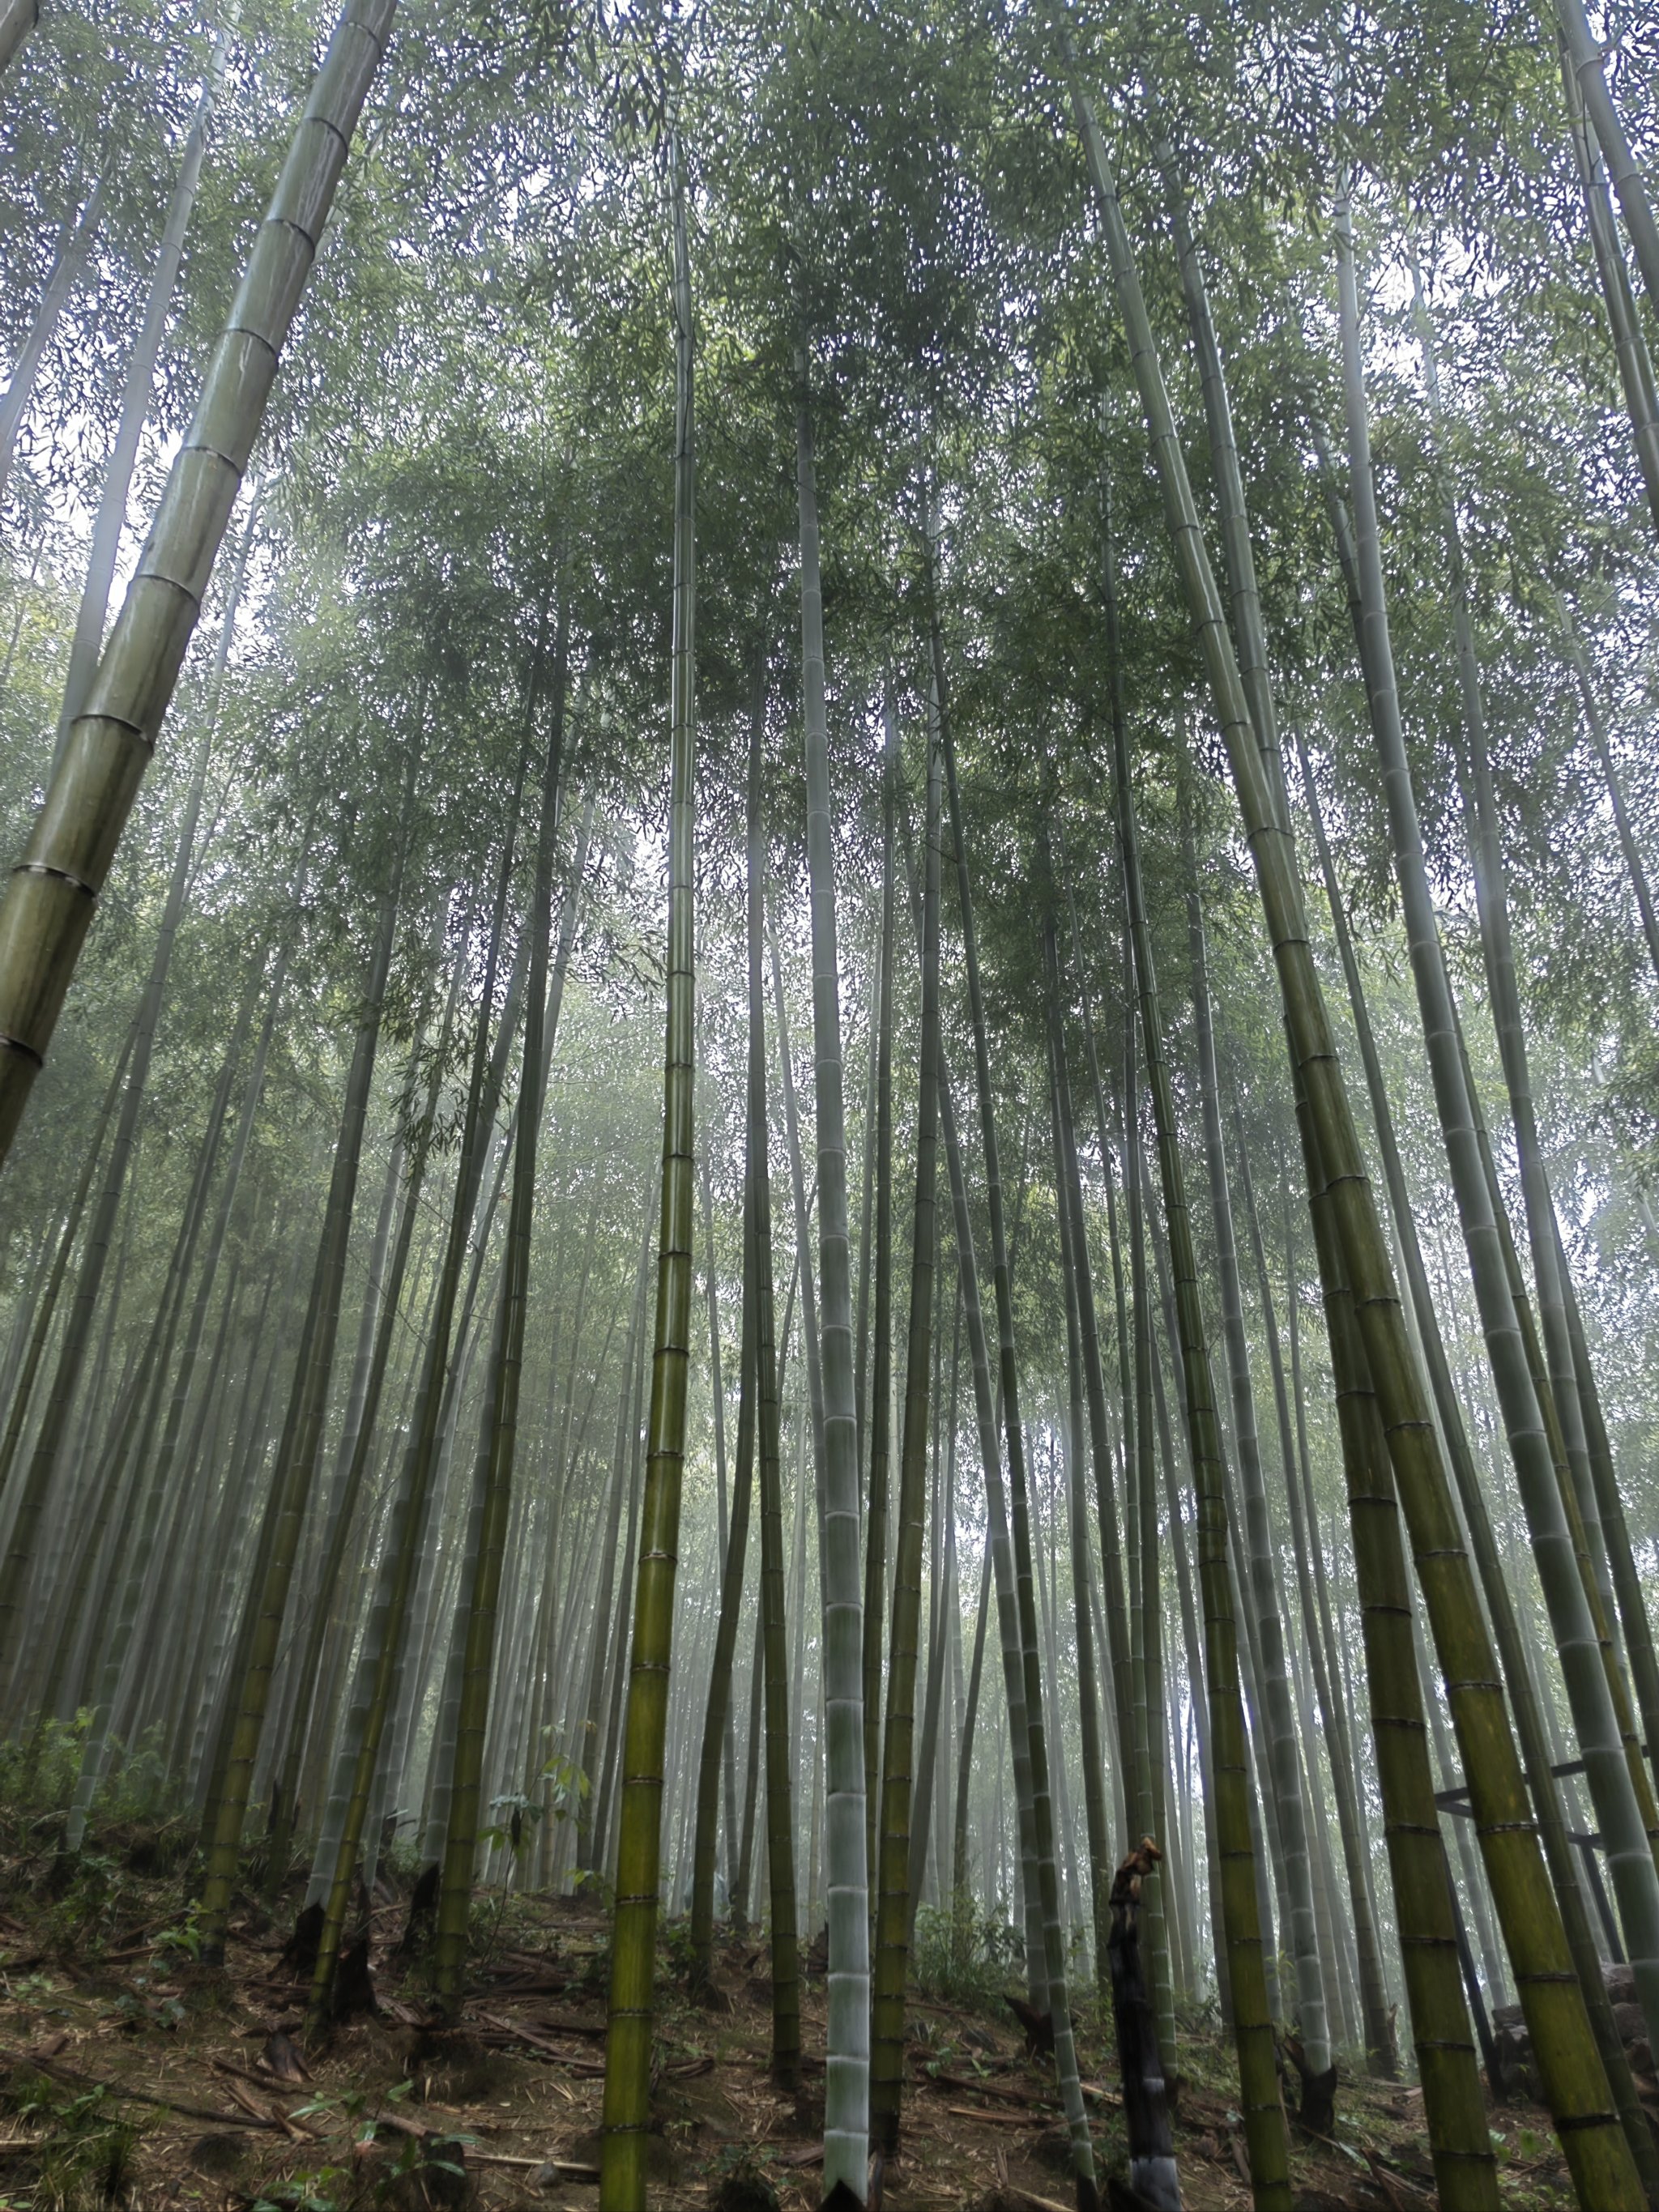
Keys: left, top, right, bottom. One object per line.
{"left": 0, "top": 176, "right": 105, "bottom": 507}
{"left": 1554, "top": 0, "right": 1659, "bottom": 326}
{"left": 55, "top": 33, "right": 234, "bottom": 756}
{"left": 794, "top": 352, "right": 868, "bottom": 2195}
{"left": 0, "top": 0, "right": 38, "bottom": 79}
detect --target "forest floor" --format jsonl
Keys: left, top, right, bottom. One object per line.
{"left": 0, "top": 1823, "right": 1588, "bottom": 2212}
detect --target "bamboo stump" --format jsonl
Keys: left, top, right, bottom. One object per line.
{"left": 1106, "top": 1839, "right": 1179, "bottom": 2212}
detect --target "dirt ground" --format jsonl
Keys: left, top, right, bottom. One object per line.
{"left": 0, "top": 1831, "right": 1589, "bottom": 2212}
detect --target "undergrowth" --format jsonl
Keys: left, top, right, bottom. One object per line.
{"left": 2, "top": 2073, "right": 139, "bottom": 2212}
{"left": 910, "top": 1892, "right": 1027, "bottom": 2010}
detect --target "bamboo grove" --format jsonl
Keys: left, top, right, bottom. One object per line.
{"left": 1, "top": 0, "right": 1658, "bottom": 2208}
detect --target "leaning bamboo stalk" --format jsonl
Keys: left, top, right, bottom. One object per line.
{"left": 0, "top": 0, "right": 397, "bottom": 1167}
{"left": 0, "top": 1024, "right": 131, "bottom": 1516}
{"left": 1558, "top": 37, "right": 1659, "bottom": 543}
{"left": 1293, "top": 726, "right": 1659, "bottom": 2191}
{"left": 1051, "top": 835, "right": 1137, "bottom": 1829}
{"left": 1292, "top": 1084, "right": 1495, "bottom": 2201}
{"left": 1059, "top": 46, "right": 1637, "bottom": 2201}
{"left": 1554, "top": 0, "right": 1659, "bottom": 327}
{"left": 1414, "top": 268, "right": 1628, "bottom": 1678}
{"left": 930, "top": 640, "right": 1082, "bottom": 2157}
{"left": 1335, "top": 182, "right": 1659, "bottom": 2064}
{"left": 1125, "top": 1013, "right": 1177, "bottom": 2068}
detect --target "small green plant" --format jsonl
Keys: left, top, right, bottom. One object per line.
{"left": 109, "top": 1980, "right": 185, "bottom": 2035}
{"left": 289, "top": 2085, "right": 370, "bottom": 2129}
{"left": 911, "top": 1891, "right": 1025, "bottom": 2009}
{"left": 45, "top": 1853, "right": 126, "bottom": 1959}
{"left": 3, "top": 1971, "right": 61, "bottom": 2004}
{"left": 660, "top": 1916, "right": 700, "bottom": 1991}
{"left": 536, "top": 1752, "right": 590, "bottom": 1831}
{"left": 480, "top": 1791, "right": 540, "bottom": 1864}
{"left": 567, "top": 1924, "right": 612, "bottom": 1994}
{"left": 7, "top": 2077, "right": 140, "bottom": 2212}
{"left": 358, "top": 2120, "right": 476, "bottom": 2212}
{"left": 252, "top": 2166, "right": 350, "bottom": 2212}
{"left": 153, "top": 1903, "right": 205, "bottom": 1962}
{"left": 707, "top": 2142, "right": 781, "bottom": 2212}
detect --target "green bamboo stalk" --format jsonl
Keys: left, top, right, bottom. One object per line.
{"left": 1552, "top": 1211, "right": 1659, "bottom": 1803}
{"left": 697, "top": 1085, "right": 742, "bottom": 1898}
{"left": 953, "top": 1542, "right": 992, "bottom": 1897}
{"left": 870, "top": 720, "right": 940, "bottom": 2155}
{"left": 1149, "top": 1253, "right": 1226, "bottom": 2021}
{"left": 1292, "top": 1088, "right": 1497, "bottom": 2206}
{"left": 926, "top": 762, "right": 1092, "bottom": 2191}
{"left": 599, "top": 149, "right": 697, "bottom": 2208}
{"left": 0, "top": 0, "right": 395, "bottom": 1166}
{"left": 281, "top": 920, "right": 467, "bottom": 1895}
{"left": 1153, "top": 133, "right": 1409, "bottom": 2064}
{"left": 938, "top": 1047, "right": 1045, "bottom": 2004}
{"left": 1414, "top": 266, "right": 1627, "bottom": 1667}
{"left": 1238, "top": 1107, "right": 1392, "bottom": 2068}
{"left": 0, "top": 680, "right": 223, "bottom": 1694}
{"left": 60, "top": 963, "right": 258, "bottom": 1845}
{"left": 1456, "top": 1008, "right": 1659, "bottom": 1865}
{"left": 911, "top": 1294, "right": 959, "bottom": 1924}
